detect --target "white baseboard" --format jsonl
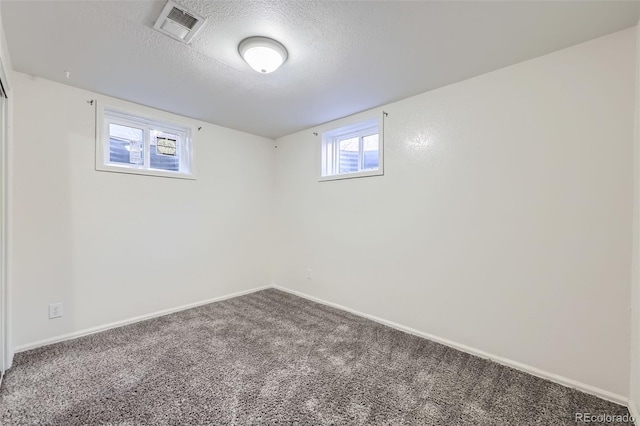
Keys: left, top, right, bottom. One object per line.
{"left": 13, "top": 285, "right": 271, "bottom": 354}
{"left": 272, "top": 284, "right": 628, "bottom": 407}
{"left": 629, "top": 399, "right": 639, "bottom": 426}
{"left": 6, "top": 346, "right": 13, "bottom": 369}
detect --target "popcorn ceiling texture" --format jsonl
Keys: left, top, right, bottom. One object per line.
{"left": 2, "top": 1, "right": 638, "bottom": 138}
{"left": 0, "top": 289, "right": 632, "bottom": 425}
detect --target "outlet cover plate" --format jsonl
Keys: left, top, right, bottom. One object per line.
{"left": 49, "top": 303, "right": 62, "bottom": 319}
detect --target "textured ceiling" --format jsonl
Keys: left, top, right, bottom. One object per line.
{"left": 2, "top": 1, "right": 638, "bottom": 139}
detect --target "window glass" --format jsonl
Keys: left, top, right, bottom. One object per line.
{"left": 363, "top": 134, "right": 379, "bottom": 170}
{"left": 339, "top": 137, "right": 359, "bottom": 174}
{"left": 109, "top": 123, "right": 143, "bottom": 165}
{"left": 150, "top": 130, "right": 180, "bottom": 171}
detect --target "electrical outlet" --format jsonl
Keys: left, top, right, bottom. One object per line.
{"left": 49, "top": 303, "right": 62, "bottom": 319}
{"left": 306, "top": 268, "right": 312, "bottom": 280}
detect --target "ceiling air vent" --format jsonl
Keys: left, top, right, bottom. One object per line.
{"left": 153, "top": 1, "right": 207, "bottom": 44}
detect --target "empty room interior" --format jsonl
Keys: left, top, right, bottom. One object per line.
{"left": 3, "top": 0, "right": 640, "bottom": 424}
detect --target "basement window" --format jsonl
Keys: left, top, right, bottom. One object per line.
{"left": 320, "top": 114, "right": 383, "bottom": 181}
{"left": 96, "top": 106, "right": 194, "bottom": 179}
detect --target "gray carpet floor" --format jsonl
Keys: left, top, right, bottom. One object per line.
{"left": 0, "top": 289, "right": 632, "bottom": 425}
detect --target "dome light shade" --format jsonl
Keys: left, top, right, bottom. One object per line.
{"left": 239, "top": 36, "right": 288, "bottom": 74}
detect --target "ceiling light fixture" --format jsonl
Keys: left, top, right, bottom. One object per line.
{"left": 238, "top": 36, "right": 288, "bottom": 74}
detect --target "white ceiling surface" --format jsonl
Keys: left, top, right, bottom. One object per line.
{"left": 2, "top": 1, "right": 639, "bottom": 139}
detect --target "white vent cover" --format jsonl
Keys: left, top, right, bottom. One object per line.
{"left": 153, "top": 1, "right": 207, "bottom": 44}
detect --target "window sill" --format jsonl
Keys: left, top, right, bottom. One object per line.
{"left": 96, "top": 164, "right": 197, "bottom": 180}
{"left": 319, "top": 169, "right": 383, "bottom": 182}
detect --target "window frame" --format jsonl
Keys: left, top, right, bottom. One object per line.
{"left": 96, "top": 103, "right": 196, "bottom": 180}
{"left": 319, "top": 114, "right": 384, "bottom": 182}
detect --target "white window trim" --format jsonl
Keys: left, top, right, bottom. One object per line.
{"left": 95, "top": 102, "right": 196, "bottom": 180}
{"left": 319, "top": 113, "right": 384, "bottom": 182}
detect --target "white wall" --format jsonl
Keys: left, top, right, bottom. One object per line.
{"left": 10, "top": 72, "right": 275, "bottom": 349}
{"left": 274, "top": 29, "right": 635, "bottom": 399}
{"left": 629, "top": 20, "right": 640, "bottom": 419}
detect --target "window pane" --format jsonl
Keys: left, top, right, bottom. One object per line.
{"left": 109, "top": 123, "right": 143, "bottom": 165}
{"left": 150, "top": 130, "right": 180, "bottom": 172}
{"left": 339, "top": 137, "right": 359, "bottom": 174}
{"left": 363, "top": 134, "right": 379, "bottom": 170}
